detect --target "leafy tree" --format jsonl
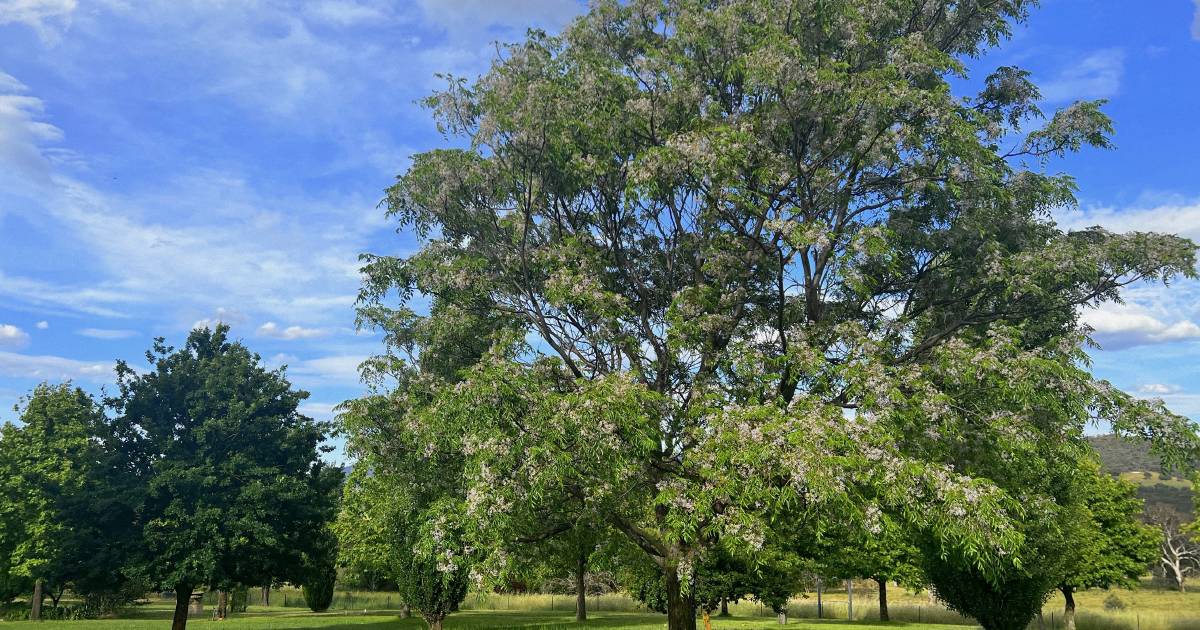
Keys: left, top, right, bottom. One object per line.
{"left": 811, "top": 511, "right": 922, "bottom": 622}
{"left": 1057, "top": 465, "right": 1159, "bottom": 630}
{"left": 109, "top": 326, "right": 339, "bottom": 630}
{"left": 0, "top": 384, "right": 134, "bottom": 618}
{"left": 1160, "top": 505, "right": 1200, "bottom": 591}
{"left": 360, "top": 1, "right": 1196, "bottom": 628}
{"left": 337, "top": 391, "right": 472, "bottom": 630}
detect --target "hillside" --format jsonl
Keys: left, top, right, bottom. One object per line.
{"left": 1090, "top": 435, "right": 1194, "bottom": 518}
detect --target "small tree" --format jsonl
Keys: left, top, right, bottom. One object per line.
{"left": 336, "top": 403, "right": 471, "bottom": 629}
{"left": 0, "top": 384, "right": 132, "bottom": 619}
{"left": 1155, "top": 506, "right": 1199, "bottom": 592}
{"left": 1058, "top": 466, "right": 1160, "bottom": 630}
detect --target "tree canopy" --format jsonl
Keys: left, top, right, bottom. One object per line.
{"left": 355, "top": 1, "right": 1196, "bottom": 629}
{"left": 110, "top": 326, "right": 340, "bottom": 630}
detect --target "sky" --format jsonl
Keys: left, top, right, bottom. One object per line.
{"left": 0, "top": 0, "right": 1199, "bottom": 460}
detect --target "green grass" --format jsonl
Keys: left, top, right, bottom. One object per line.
{"left": 10, "top": 585, "right": 1200, "bottom": 630}
{"left": 0, "top": 605, "right": 968, "bottom": 630}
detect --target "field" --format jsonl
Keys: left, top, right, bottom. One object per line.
{"left": 8, "top": 586, "right": 1200, "bottom": 630}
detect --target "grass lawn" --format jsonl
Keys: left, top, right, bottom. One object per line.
{"left": 0, "top": 605, "right": 970, "bottom": 630}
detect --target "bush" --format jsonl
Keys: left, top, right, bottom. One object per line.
{"left": 303, "top": 565, "right": 337, "bottom": 612}
{"left": 1104, "top": 593, "right": 1127, "bottom": 611}
{"left": 230, "top": 585, "right": 249, "bottom": 613}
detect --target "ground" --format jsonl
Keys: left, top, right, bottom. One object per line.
{"left": 5, "top": 584, "right": 1200, "bottom": 630}
{"left": 1, "top": 607, "right": 965, "bottom": 630}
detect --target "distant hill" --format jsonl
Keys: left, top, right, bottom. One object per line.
{"left": 1089, "top": 435, "right": 1193, "bottom": 518}
{"left": 1089, "top": 434, "right": 1164, "bottom": 474}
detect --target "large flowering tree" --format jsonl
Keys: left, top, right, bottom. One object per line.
{"left": 356, "top": 1, "right": 1196, "bottom": 629}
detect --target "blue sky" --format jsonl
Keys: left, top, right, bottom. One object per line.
{"left": 0, "top": 0, "right": 1199, "bottom": 460}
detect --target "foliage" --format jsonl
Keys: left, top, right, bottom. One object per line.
{"left": 109, "top": 326, "right": 341, "bottom": 628}
{"left": 357, "top": 2, "right": 1196, "bottom": 630}
{"left": 0, "top": 383, "right": 136, "bottom": 606}
{"left": 335, "top": 401, "right": 471, "bottom": 630}
{"left": 303, "top": 568, "right": 336, "bottom": 613}
{"left": 1062, "top": 464, "right": 1160, "bottom": 593}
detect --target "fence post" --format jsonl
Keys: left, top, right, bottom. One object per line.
{"left": 817, "top": 578, "right": 823, "bottom": 620}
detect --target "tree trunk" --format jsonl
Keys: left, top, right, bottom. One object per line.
{"left": 876, "top": 578, "right": 889, "bottom": 622}
{"left": 402, "top": 603, "right": 412, "bottom": 618}
{"left": 816, "top": 578, "right": 823, "bottom": 619}
{"left": 172, "top": 585, "right": 193, "bottom": 630}
{"left": 719, "top": 598, "right": 729, "bottom": 617}
{"left": 427, "top": 614, "right": 444, "bottom": 630}
{"left": 665, "top": 564, "right": 697, "bottom": 630}
{"left": 50, "top": 585, "right": 64, "bottom": 608}
{"left": 847, "top": 579, "right": 854, "bottom": 620}
{"left": 30, "top": 578, "right": 44, "bottom": 621}
{"left": 575, "top": 548, "right": 588, "bottom": 622}
{"left": 1062, "top": 586, "right": 1076, "bottom": 630}
{"left": 216, "top": 590, "right": 228, "bottom": 619}
{"left": 261, "top": 586, "right": 270, "bottom": 607}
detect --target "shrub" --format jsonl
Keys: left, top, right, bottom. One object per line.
{"left": 1104, "top": 593, "right": 1127, "bottom": 611}
{"left": 303, "top": 565, "right": 337, "bottom": 612}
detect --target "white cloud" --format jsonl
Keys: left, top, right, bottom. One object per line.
{"left": 0, "top": 0, "right": 76, "bottom": 41}
{"left": 1058, "top": 199, "right": 1200, "bottom": 242}
{"left": 287, "top": 354, "right": 367, "bottom": 387}
{"left": 258, "top": 321, "right": 329, "bottom": 340}
{"left": 0, "top": 324, "right": 30, "bottom": 348}
{"left": 1082, "top": 302, "right": 1200, "bottom": 350}
{"left": 1039, "top": 48, "right": 1125, "bottom": 103}
{"left": 192, "top": 307, "right": 247, "bottom": 331}
{"left": 77, "top": 327, "right": 137, "bottom": 340}
{"left": 0, "top": 70, "right": 63, "bottom": 187}
{"left": 299, "top": 400, "right": 339, "bottom": 421}
{"left": 0, "top": 271, "right": 131, "bottom": 318}
{"left": 303, "top": 0, "right": 390, "bottom": 27}
{"left": 0, "top": 350, "right": 112, "bottom": 383}
{"left": 1138, "top": 383, "right": 1181, "bottom": 395}
{"left": 35, "top": 321, "right": 48, "bottom": 329}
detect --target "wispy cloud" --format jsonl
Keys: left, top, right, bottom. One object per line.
{"left": 0, "top": 324, "right": 30, "bottom": 348}
{"left": 0, "top": 350, "right": 112, "bottom": 383}
{"left": 0, "top": 69, "right": 62, "bottom": 186}
{"left": 1039, "top": 48, "right": 1125, "bottom": 103}
{"left": 257, "top": 322, "right": 329, "bottom": 340}
{"left": 0, "top": 0, "right": 76, "bottom": 42}
{"left": 1193, "top": 0, "right": 1200, "bottom": 41}
{"left": 77, "top": 327, "right": 137, "bottom": 340}
{"left": 1138, "top": 383, "right": 1182, "bottom": 395}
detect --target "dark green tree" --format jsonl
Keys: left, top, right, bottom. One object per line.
{"left": 110, "top": 326, "right": 339, "bottom": 630}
